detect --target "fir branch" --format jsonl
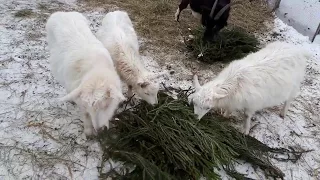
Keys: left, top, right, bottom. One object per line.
{"left": 97, "top": 89, "right": 307, "bottom": 180}
{"left": 187, "top": 26, "right": 259, "bottom": 64}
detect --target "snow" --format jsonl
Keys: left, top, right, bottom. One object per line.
{"left": 244, "top": 18, "right": 320, "bottom": 179}
{"left": 0, "top": 0, "right": 102, "bottom": 179}
{"left": 276, "top": 0, "right": 320, "bottom": 41}
{"left": 0, "top": 0, "right": 320, "bottom": 179}
{"left": 314, "top": 35, "right": 320, "bottom": 45}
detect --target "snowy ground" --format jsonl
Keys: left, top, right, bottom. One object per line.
{"left": 0, "top": 0, "right": 320, "bottom": 179}
{"left": 276, "top": 0, "right": 320, "bottom": 42}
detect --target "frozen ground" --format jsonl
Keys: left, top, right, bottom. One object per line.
{"left": 0, "top": 0, "right": 320, "bottom": 179}
{"left": 276, "top": 0, "right": 320, "bottom": 42}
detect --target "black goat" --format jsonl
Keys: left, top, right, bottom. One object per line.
{"left": 175, "top": 0, "right": 231, "bottom": 41}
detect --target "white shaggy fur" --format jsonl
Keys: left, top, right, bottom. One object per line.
{"left": 46, "top": 11, "right": 125, "bottom": 136}
{"left": 190, "top": 41, "right": 311, "bottom": 135}
{"left": 96, "top": 11, "right": 166, "bottom": 105}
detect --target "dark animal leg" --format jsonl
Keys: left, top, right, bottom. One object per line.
{"left": 201, "top": 13, "right": 207, "bottom": 27}
{"left": 212, "top": 23, "right": 225, "bottom": 35}
{"left": 200, "top": 12, "right": 214, "bottom": 42}
{"left": 175, "top": 0, "right": 190, "bottom": 22}
{"left": 203, "top": 28, "right": 214, "bottom": 42}
{"left": 179, "top": 0, "right": 190, "bottom": 11}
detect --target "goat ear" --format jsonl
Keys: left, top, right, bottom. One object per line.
{"left": 212, "top": 87, "right": 229, "bottom": 99}
{"left": 59, "top": 86, "right": 82, "bottom": 102}
{"left": 138, "top": 82, "right": 150, "bottom": 88}
{"left": 137, "top": 78, "right": 150, "bottom": 88}
{"left": 193, "top": 75, "right": 201, "bottom": 91}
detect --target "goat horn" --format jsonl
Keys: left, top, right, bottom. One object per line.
{"left": 209, "top": 0, "right": 219, "bottom": 18}
{"left": 214, "top": 3, "right": 232, "bottom": 20}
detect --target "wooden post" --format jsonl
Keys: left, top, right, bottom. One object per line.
{"left": 311, "top": 22, "right": 320, "bottom": 42}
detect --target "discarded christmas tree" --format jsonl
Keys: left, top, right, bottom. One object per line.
{"left": 187, "top": 26, "right": 259, "bottom": 64}
{"left": 98, "top": 89, "right": 300, "bottom": 179}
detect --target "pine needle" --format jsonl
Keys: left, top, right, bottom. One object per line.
{"left": 98, "top": 90, "right": 301, "bottom": 179}
{"left": 187, "top": 26, "right": 259, "bottom": 64}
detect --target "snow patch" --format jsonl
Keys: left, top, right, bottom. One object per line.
{"left": 0, "top": 0, "right": 320, "bottom": 179}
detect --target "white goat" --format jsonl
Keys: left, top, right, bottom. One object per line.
{"left": 96, "top": 11, "right": 166, "bottom": 105}
{"left": 190, "top": 41, "right": 311, "bottom": 135}
{"left": 46, "top": 11, "right": 125, "bottom": 136}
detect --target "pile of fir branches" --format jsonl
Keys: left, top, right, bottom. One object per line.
{"left": 98, "top": 89, "right": 301, "bottom": 180}
{"left": 186, "top": 26, "right": 259, "bottom": 64}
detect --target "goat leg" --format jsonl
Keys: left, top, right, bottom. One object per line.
{"left": 202, "top": 27, "right": 214, "bottom": 43}
{"left": 175, "top": 0, "right": 190, "bottom": 22}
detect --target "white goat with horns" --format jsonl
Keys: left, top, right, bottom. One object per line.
{"left": 189, "top": 41, "right": 311, "bottom": 135}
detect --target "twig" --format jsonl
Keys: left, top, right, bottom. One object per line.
{"left": 272, "top": 147, "right": 313, "bottom": 163}
{"left": 40, "top": 128, "right": 60, "bottom": 143}
{"left": 161, "top": 82, "right": 171, "bottom": 93}
{"left": 124, "top": 94, "right": 135, "bottom": 111}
